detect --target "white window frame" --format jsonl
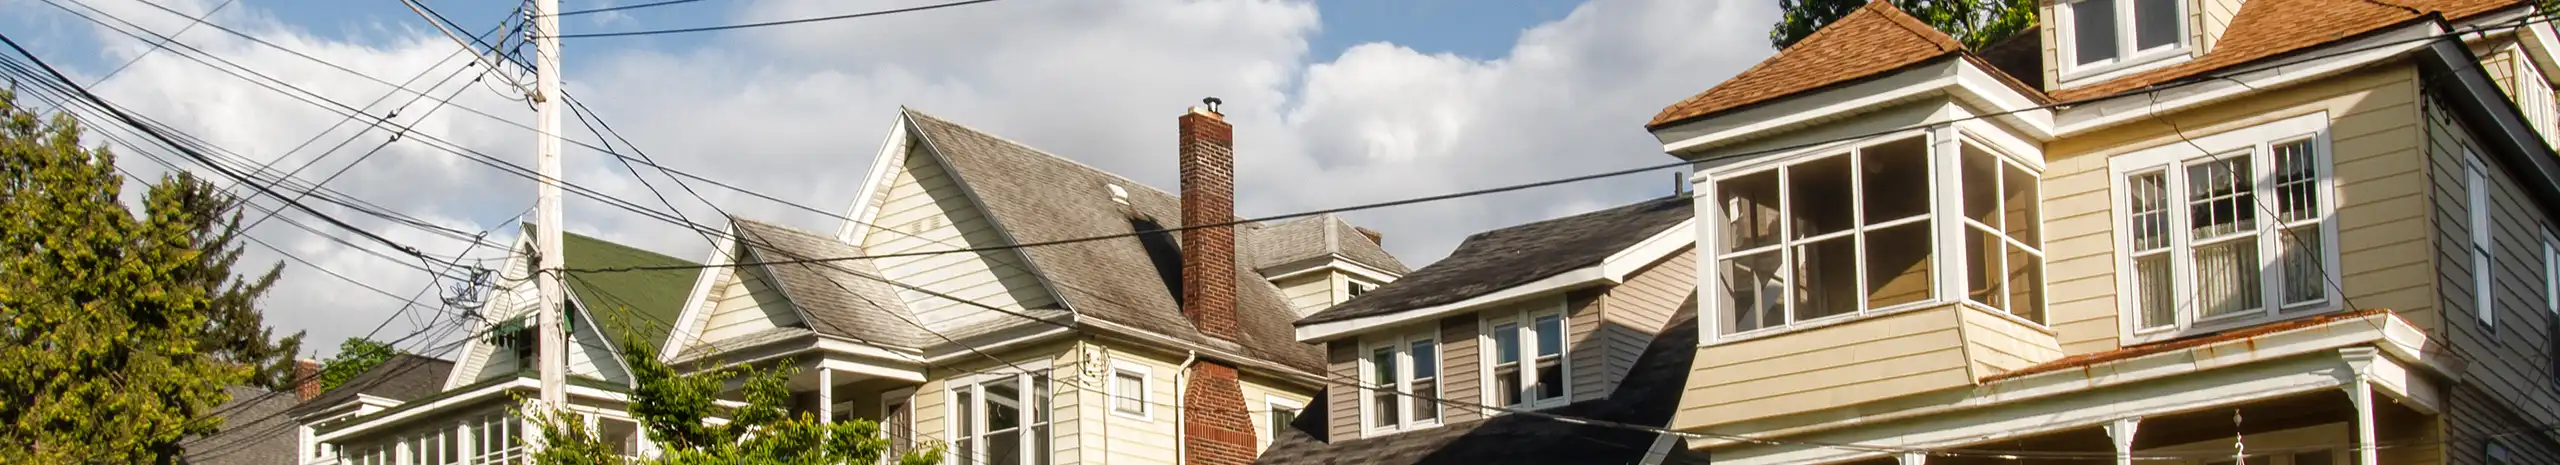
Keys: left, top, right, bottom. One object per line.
{"left": 1107, "top": 359, "right": 1153, "bottom": 422}
{"left": 880, "top": 387, "right": 917, "bottom": 465}
{"left": 1479, "top": 300, "right": 1573, "bottom": 411}
{"left": 2108, "top": 112, "right": 2343, "bottom": 344}
{"left": 1358, "top": 328, "right": 1441, "bottom": 437}
{"left": 944, "top": 361, "right": 1054, "bottom": 465}
{"left": 1261, "top": 394, "right": 1307, "bottom": 451}
{"left": 2056, "top": 0, "right": 2193, "bottom": 84}
{"left": 2470, "top": 148, "right": 2496, "bottom": 332}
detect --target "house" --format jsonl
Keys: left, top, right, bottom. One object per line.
{"left": 1648, "top": 0, "right": 2559, "bottom": 462}
{"left": 1258, "top": 196, "right": 1710, "bottom": 465}
{"left": 655, "top": 105, "right": 1408, "bottom": 465}
{"left": 180, "top": 384, "right": 307, "bottom": 465}
{"left": 296, "top": 229, "right": 698, "bottom": 465}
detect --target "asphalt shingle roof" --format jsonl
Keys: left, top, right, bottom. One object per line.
{"left": 180, "top": 386, "right": 301, "bottom": 465}
{"left": 1243, "top": 214, "right": 1410, "bottom": 275}
{"left": 729, "top": 218, "right": 932, "bottom": 349}
{"left": 1647, "top": 0, "right": 1964, "bottom": 128}
{"left": 1258, "top": 305, "right": 1709, "bottom": 465}
{"left": 559, "top": 231, "right": 700, "bottom": 351}
{"left": 2048, "top": 0, "right": 2523, "bottom": 101}
{"left": 1297, "top": 196, "right": 1691, "bottom": 325}
{"left": 286, "top": 354, "right": 454, "bottom": 417}
{"left": 902, "top": 109, "right": 1326, "bottom": 373}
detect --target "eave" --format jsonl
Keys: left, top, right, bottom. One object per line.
{"left": 1653, "top": 58, "right": 2054, "bottom": 156}
{"left": 1294, "top": 219, "right": 1696, "bottom": 343}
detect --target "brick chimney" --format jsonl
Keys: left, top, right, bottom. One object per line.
{"left": 295, "top": 359, "right": 324, "bottom": 401}
{"left": 1177, "top": 99, "right": 1257, "bottom": 465}
{"left": 1178, "top": 99, "right": 1241, "bottom": 342}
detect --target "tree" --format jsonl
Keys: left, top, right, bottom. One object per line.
{"left": 0, "top": 89, "right": 297, "bottom": 463}
{"left": 174, "top": 171, "right": 306, "bottom": 391}
{"left": 318, "top": 337, "right": 406, "bottom": 391}
{"left": 1769, "top": 0, "right": 2037, "bottom": 50}
{"left": 527, "top": 321, "right": 941, "bottom": 465}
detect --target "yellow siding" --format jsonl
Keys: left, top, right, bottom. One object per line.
{"left": 2194, "top": 0, "right": 2242, "bottom": 54}
{"left": 862, "top": 144, "right": 1056, "bottom": 329}
{"left": 1098, "top": 345, "right": 1180, "bottom": 465}
{"left": 1273, "top": 274, "right": 1332, "bottom": 317}
{"left": 1677, "top": 305, "right": 1979, "bottom": 430}
{"left": 1241, "top": 375, "right": 1313, "bottom": 454}
{"left": 1956, "top": 307, "right": 2063, "bottom": 377}
{"left": 2039, "top": 66, "right": 2435, "bottom": 356}
{"left": 701, "top": 263, "right": 799, "bottom": 343}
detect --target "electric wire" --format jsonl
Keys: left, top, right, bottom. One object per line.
{"left": 544, "top": 0, "right": 1003, "bottom": 39}
{"left": 550, "top": 0, "right": 710, "bottom": 17}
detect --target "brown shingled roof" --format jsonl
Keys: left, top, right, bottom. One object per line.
{"left": 2047, "top": 0, "right": 2525, "bottom": 101}
{"left": 1646, "top": 0, "right": 1964, "bottom": 128}
{"left": 1980, "top": 308, "right": 2393, "bottom": 383}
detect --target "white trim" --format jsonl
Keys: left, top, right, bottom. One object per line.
{"left": 922, "top": 325, "right": 1075, "bottom": 364}
{"left": 1261, "top": 394, "right": 1308, "bottom": 450}
{"left": 1297, "top": 267, "right": 1608, "bottom": 343}
{"left": 1358, "top": 327, "right": 1444, "bottom": 438}
{"left": 312, "top": 379, "right": 533, "bottom": 443}
{"left": 2055, "top": 22, "right": 2439, "bottom": 136}
{"left": 1659, "top": 60, "right": 2054, "bottom": 155}
{"left": 943, "top": 360, "right": 1055, "bottom": 465}
{"left": 1261, "top": 256, "right": 1405, "bottom": 284}
{"left": 1477, "top": 298, "right": 1573, "bottom": 412}
{"left": 1108, "top": 358, "right": 1155, "bottom": 422}
{"left": 2524, "top": 17, "right": 2560, "bottom": 83}
{"left": 1079, "top": 318, "right": 1327, "bottom": 388}
{"left": 657, "top": 232, "right": 737, "bottom": 362}
{"left": 2106, "top": 112, "right": 2343, "bottom": 344}
{"left": 2054, "top": 0, "right": 2193, "bottom": 86}
{"left": 1603, "top": 219, "right": 1699, "bottom": 281}
{"left": 838, "top": 116, "right": 914, "bottom": 243}
{"left": 2470, "top": 148, "right": 2495, "bottom": 330}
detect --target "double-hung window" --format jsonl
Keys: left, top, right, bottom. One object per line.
{"left": 951, "top": 368, "right": 1052, "bottom": 465}
{"left": 1362, "top": 329, "right": 1439, "bottom": 434}
{"left": 2111, "top": 113, "right": 2339, "bottom": 340}
{"left": 2059, "top": 0, "right": 2187, "bottom": 79}
{"left": 1108, "top": 360, "right": 1152, "bottom": 421}
{"left": 2469, "top": 150, "right": 2495, "bottom": 331}
{"left": 1485, "top": 305, "right": 1568, "bottom": 409}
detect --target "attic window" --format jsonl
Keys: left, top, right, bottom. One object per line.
{"left": 2059, "top": 0, "right": 2187, "bottom": 80}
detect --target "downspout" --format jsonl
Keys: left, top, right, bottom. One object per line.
{"left": 1172, "top": 350, "right": 1200, "bottom": 465}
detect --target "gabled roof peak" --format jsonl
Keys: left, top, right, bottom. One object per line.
{"left": 1647, "top": 0, "right": 1965, "bottom": 128}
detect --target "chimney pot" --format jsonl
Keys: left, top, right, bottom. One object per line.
{"left": 295, "top": 359, "right": 324, "bottom": 402}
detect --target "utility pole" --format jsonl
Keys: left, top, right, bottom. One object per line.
{"left": 531, "top": 0, "right": 567, "bottom": 431}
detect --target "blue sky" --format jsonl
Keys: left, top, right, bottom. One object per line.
{"left": 0, "top": 0, "right": 1774, "bottom": 356}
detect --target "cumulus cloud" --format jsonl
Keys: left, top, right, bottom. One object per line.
{"left": 32, "top": 0, "right": 1774, "bottom": 355}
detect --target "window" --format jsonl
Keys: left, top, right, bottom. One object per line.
{"left": 2470, "top": 150, "right": 2494, "bottom": 331}
{"left": 1485, "top": 304, "right": 1569, "bottom": 409}
{"left": 1961, "top": 140, "right": 2047, "bottom": 322}
{"left": 2112, "top": 114, "right": 2338, "bottom": 339}
{"left": 1715, "top": 135, "right": 1939, "bottom": 336}
{"left": 1348, "top": 282, "right": 1369, "bottom": 297}
{"left": 1362, "top": 329, "right": 1439, "bottom": 434}
{"left": 467, "top": 413, "right": 524, "bottom": 464}
{"left": 1263, "top": 395, "right": 1306, "bottom": 451}
{"left": 1108, "top": 360, "right": 1151, "bottom": 420}
{"left": 951, "top": 370, "right": 1052, "bottom": 465}
{"left": 2488, "top": 439, "right": 2514, "bottom": 465}
{"left": 2060, "top": 0, "right": 2186, "bottom": 77}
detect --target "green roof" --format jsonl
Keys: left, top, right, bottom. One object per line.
{"left": 528, "top": 225, "right": 699, "bottom": 353}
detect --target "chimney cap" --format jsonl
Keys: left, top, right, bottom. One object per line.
{"left": 1201, "top": 97, "right": 1222, "bottom": 115}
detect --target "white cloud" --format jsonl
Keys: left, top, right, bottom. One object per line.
{"left": 41, "top": 0, "right": 1774, "bottom": 356}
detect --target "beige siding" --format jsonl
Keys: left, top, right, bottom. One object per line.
{"left": 1566, "top": 290, "right": 1608, "bottom": 401}
{"left": 700, "top": 263, "right": 800, "bottom": 343}
{"left": 562, "top": 308, "right": 629, "bottom": 383}
{"left": 2040, "top": 66, "right": 2438, "bottom": 357}
{"left": 861, "top": 144, "right": 1056, "bottom": 329}
{"left": 1676, "top": 304, "right": 1978, "bottom": 430}
{"left": 2425, "top": 91, "right": 2560, "bottom": 455}
{"left": 1955, "top": 307, "right": 2062, "bottom": 377}
{"left": 1241, "top": 374, "right": 1313, "bottom": 455}
{"left": 1323, "top": 341, "right": 1360, "bottom": 443}
{"left": 1273, "top": 274, "right": 1332, "bottom": 317}
{"left": 2193, "top": 0, "right": 2241, "bottom": 54}
{"left": 1594, "top": 247, "right": 1696, "bottom": 400}
{"left": 1437, "top": 315, "right": 1483, "bottom": 424}
{"left": 1099, "top": 346, "right": 1180, "bottom": 465}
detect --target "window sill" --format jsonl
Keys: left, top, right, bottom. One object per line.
{"left": 1111, "top": 409, "right": 1153, "bottom": 423}
{"left": 2120, "top": 302, "right": 2348, "bottom": 346}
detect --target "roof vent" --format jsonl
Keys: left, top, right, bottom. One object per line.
{"left": 1108, "top": 184, "right": 1130, "bottom": 206}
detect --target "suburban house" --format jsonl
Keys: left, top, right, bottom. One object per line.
{"left": 654, "top": 105, "right": 1406, "bottom": 465}
{"left": 182, "top": 382, "right": 311, "bottom": 465}
{"left": 1258, "top": 195, "right": 1711, "bottom": 464}
{"left": 1648, "top": 0, "right": 2560, "bottom": 462}
{"left": 296, "top": 230, "right": 698, "bottom": 465}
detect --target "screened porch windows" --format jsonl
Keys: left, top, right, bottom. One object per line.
{"left": 1707, "top": 131, "right": 2043, "bottom": 339}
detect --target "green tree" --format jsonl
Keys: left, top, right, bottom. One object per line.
{"left": 176, "top": 172, "right": 306, "bottom": 391}
{"left": 0, "top": 89, "right": 296, "bottom": 463}
{"left": 317, "top": 337, "right": 406, "bottom": 391}
{"left": 1769, "top": 0, "right": 2037, "bottom": 50}
{"left": 528, "top": 324, "right": 941, "bottom": 465}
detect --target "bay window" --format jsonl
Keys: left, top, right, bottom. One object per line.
{"left": 1961, "top": 140, "right": 2047, "bottom": 322}
{"left": 1485, "top": 305, "right": 1567, "bottom": 409}
{"left": 1362, "top": 329, "right": 1439, "bottom": 434}
{"left": 2060, "top": 0, "right": 2187, "bottom": 78}
{"left": 2110, "top": 114, "right": 2338, "bottom": 339}
{"left": 951, "top": 369, "right": 1052, "bottom": 465}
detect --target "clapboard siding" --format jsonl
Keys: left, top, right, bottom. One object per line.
{"left": 1438, "top": 315, "right": 1483, "bottom": 424}
{"left": 861, "top": 144, "right": 1056, "bottom": 330}
{"left": 1588, "top": 247, "right": 1696, "bottom": 400}
{"left": 2425, "top": 89, "right": 2560, "bottom": 460}
{"left": 1566, "top": 290, "right": 1609, "bottom": 401}
{"left": 1325, "top": 341, "right": 1361, "bottom": 443}
{"left": 700, "top": 262, "right": 800, "bottom": 343}
{"left": 1677, "top": 304, "right": 1977, "bottom": 430}
{"left": 1274, "top": 274, "right": 1332, "bottom": 317}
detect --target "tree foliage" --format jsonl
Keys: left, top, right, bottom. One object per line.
{"left": 318, "top": 337, "right": 405, "bottom": 391}
{"left": 0, "top": 89, "right": 299, "bottom": 463}
{"left": 528, "top": 321, "right": 941, "bottom": 465}
{"left": 1769, "top": 0, "right": 2038, "bottom": 50}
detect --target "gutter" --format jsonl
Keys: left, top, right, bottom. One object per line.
{"left": 2415, "top": 31, "right": 2560, "bottom": 219}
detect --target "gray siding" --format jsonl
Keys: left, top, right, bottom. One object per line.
{"left": 2425, "top": 91, "right": 2560, "bottom": 462}
{"left": 1325, "top": 341, "right": 1361, "bottom": 443}
{"left": 1567, "top": 290, "right": 1610, "bottom": 401}
{"left": 1439, "top": 315, "right": 1483, "bottom": 424}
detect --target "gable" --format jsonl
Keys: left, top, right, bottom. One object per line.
{"left": 698, "top": 251, "right": 806, "bottom": 344}
{"left": 859, "top": 140, "right": 1061, "bottom": 338}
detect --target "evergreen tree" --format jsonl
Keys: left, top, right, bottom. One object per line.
{"left": 1769, "top": 0, "right": 2037, "bottom": 50}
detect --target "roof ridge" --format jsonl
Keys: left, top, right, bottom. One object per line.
{"left": 901, "top": 108, "right": 1180, "bottom": 204}
{"left": 1870, "top": 1, "right": 1961, "bottom": 53}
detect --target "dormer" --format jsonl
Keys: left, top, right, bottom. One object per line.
{"left": 1245, "top": 214, "right": 1410, "bottom": 317}
{"left": 2043, "top": 0, "right": 2229, "bottom": 89}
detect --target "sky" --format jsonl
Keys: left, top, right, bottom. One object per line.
{"left": 0, "top": 0, "right": 1778, "bottom": 358}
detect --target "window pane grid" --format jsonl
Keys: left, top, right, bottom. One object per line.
{"left": 2124, "top": 135, "right": 2336, "bottom": 336}
{"left": 1715, "top": 135, "right": 1935, "bottom": 336}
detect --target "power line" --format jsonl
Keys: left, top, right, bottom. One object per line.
{"left": 551, "top": 0, "right": 712, "bottom": 17}
{"left": 87, "top": 0, "right": 237, "bottom": 85}
{"left": 545, "top": 0, "right": 1003, "bottom": 39}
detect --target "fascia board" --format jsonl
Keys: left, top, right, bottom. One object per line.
{"left": 2053, "top": 21, "right": 2441, "bottom": 136}
{"left": 1295, "top": 267, "right": 1611, "bottom": 343}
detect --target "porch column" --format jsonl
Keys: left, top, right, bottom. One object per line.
{"left": 2340, "top": 347, "right": 2381, "bottom": 465}
{"left": 817, "top": 368, "right": 835, "bottom": 424}
{"left": 1896, "top": 451, "right": 1926, "bottom": 464}
{"left": 2103, "top": 417, "right": 2139, "bottom": 465}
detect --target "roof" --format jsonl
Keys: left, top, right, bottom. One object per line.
{"left": 1646, "top": 0, "right": 1964, "bottom": 128}
{"left": 1982, "top": 308, "right": 2395, "bottom": 382}
{"left": 180, "top": 386, "right": 301, "bottom": 465}
{"left": 287, "top": 354, "right": 455, "bottom": 416}
{"left": 559, "top": 231, "right": 700, "bottom": 351}
{"left": 730, "top": 218, "right": 933, "bottom": 349}
{"left": 2048, "top": 0, "right": 2525, "bottom": 101}
{"left": 1243, "top": 214, "right": 1410, "bottom": 275}
{"left": 1257, "top": 305, "right": 1710, "bottom": 465}
{"left": 1297, "top": 196, "right": 1692, "bottom": 325}
{"left": 901, "top": 109, "right": 1326, "bottom": 373}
